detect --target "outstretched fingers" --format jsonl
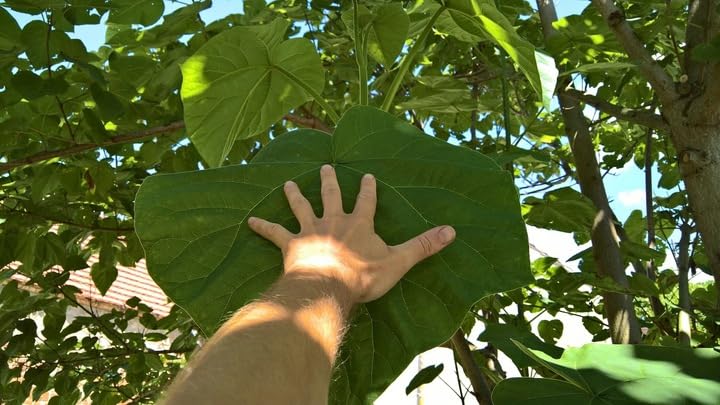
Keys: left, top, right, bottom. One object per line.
{"left": 284, "top": 180, "right": 316, "bottom": 228}
{"left": 248, "top": 217, "right": 293, "bottom": 248}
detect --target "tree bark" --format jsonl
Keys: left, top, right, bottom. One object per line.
{"left": 590, "top": 0, "right": 720, "bottom": 305}
{"left": 537, "top": 0, "right": 642, "bottom": 344}
{"left": 672, "top": 122, "right": 720, "bottom": 301}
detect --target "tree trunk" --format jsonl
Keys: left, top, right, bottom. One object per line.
{"left": 671, "top": 120, "right": 720, "bottom": 302}
{"left": 590, "top": 0, "right": 720, "bottom": 305}
{"left": 536, "top": 0, "right": 642, "bottom": 344}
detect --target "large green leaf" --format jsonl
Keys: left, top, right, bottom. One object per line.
{"left": 440, "top": 0, "right": 558, "bottom": 107}
{"left": 493, "top": 342, "right": 720, "bottom": 405}
{"left": 180, "top": 19, "right": 325, "bottom": 167}
{"left": 0, "top": 7, "right": 21, "bottom": 52}
{"left": 342, "top": 3, "right": 410, "bottom": 66}
{"left": 135, "top": 106, "right": 532, "bottom": 404}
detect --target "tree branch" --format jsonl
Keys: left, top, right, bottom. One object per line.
{"left": 591, "top": 0, "right": 677, "bottom": 104}
{"left": 0, "top": 112, "right": 334, "bottom": 173}
{"left": 563, "top": 89, "right": 670, "bottom": 132}
{"left": 283, "top": 112, "right": 332, "bottom": 133}
{"left": 538, "top": 0, "right": 642, "bottom": 344}
{"left": 0, "top": 121, "right": 186, "bottom": 173}
{"left": 451, "top": 330, "right": 492, "bottom": 405}
{"left": 0, "top": 204, "right": 133, "bottom": 232}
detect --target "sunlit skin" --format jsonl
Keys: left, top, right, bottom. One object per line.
{"left": 162, "top": 165, "right": 456, "bottom": 405}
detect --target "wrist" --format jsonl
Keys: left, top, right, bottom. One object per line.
{"left": 266, "top": 272, "right": 356, "bottom": 318}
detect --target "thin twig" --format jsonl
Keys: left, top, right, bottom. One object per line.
{"left": 284, "top": 112, "right": 333, "bottom": 133}
{"left": 563, "top": 89, "right": 669, "bottom": 131}
{"left": 590, "top": 0, "right": 677, "bottom": 104}
{"left": 0, "top": 121, "right": 185, "bottom": 173}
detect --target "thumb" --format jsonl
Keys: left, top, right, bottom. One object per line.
{"left": 393, "top": 226, "right": 456, "bottom": 269}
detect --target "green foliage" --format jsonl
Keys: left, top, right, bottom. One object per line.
{"left": 478, "top": 322, "right": 563, "bottom": 368}
{"left": 135, "top": 106, "right": 532, "bottom": 402}
{"left": 523, "top": 187, "right": 595, "bottom": 235}
{"left": 440, "top": 0, "right": 558, "bottom": 107}
{"left": 405, "top": 364, "right": 444, "bottom": 395}
{"left": 494, "top": 343, "right": 720, "bottom": 404}
{"left": 342, "top": 2, "right": 409, "bottom": 66}
{"left": 0, "top": 0, "right": 717, "bottom": 403}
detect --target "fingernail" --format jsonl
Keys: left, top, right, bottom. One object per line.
{"left": 284, "top": 181, "right": 295, "bottom": 189}
{"left": 363, "top": 173, "right": 374, "bottom": 181}
{"left": 322, "top": 164, "right": 333, "bottom": 173}
{"left": 248, "top": 217, "right": 257, "bottom": 226}
{"left": 439, "top": 226, "right": 455, "bottom": 244}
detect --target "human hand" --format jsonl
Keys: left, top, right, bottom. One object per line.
{"left": 248, "top": 165, "right": 455, "bottom": 305}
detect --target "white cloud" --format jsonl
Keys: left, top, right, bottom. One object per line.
{"left": 617, "top": 189, "right": 645, "bottom": 207}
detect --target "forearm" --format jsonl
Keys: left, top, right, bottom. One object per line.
{"left": 162, "top": 274, "right": 352, "bottom": 405}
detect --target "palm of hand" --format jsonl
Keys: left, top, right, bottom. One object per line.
{"left": 248, "top": 165, "right": 455, "bottom": 304}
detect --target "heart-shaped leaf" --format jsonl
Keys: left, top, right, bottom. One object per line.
{"left": 135, "top": 106, "right": 532, "bottom": 403}
{"left": 493, "top": 342, "right": 720, "bottom": 405}
{"left": 180, "top": 18, "right": 325, "bottom": 167}
{"left": 342, "top": 3, "right": 410, "bottom": 66}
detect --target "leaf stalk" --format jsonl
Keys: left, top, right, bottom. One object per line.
{"left": 380, "top": 6, "right": 445, "bottom": 112}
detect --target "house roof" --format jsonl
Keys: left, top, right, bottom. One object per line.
{"left": 10, "top": 256, "right": 172, "bottom": 317}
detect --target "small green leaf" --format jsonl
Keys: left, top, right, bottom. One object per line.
{"left": 109, "top": 53, "right": 156, "bottom": 88}
{"left": 560, "top": 62, "right": 637, "bottom": 76}
{"left": 108, "top": 0, "right": 165, "bottom": 26}
{"left": 90, "top": 239, "right": 117, "bottom": 295}
{"left": 90, "top": 262, "right": 117, "bottom": 296}
{"left": 619, "top": 240, "right": 665, "bottom": 261}
{"left": 691, "top": 36, "right": 720, "bottom": 62}
{"left": 90, "top": 84, "right": 125, "bottom": 121}
{"left": 405, "top": 364, "right": 444, "bottom": 394}
{"left": 11, "top": 71, "right": 45, "bottom": 99}
{"left": 538, "top": 319, "right": 563, "bottom": 344}
{"left": 478, "top": 322, "right": 563, "bottom": 368}
{"left": 181, "top": 19, "right": 325, "bottom": 167}
{"left": 398, "top": 89, "right": 482, "bottom": 113}
{"left": 628, "top": 272, "right": 660, "bottom": 297}
{"left": 658, "top": 164, "right": 681, "bottom": 189}
{"left": 523, "top": 188, "right": 595, "bottom": 234}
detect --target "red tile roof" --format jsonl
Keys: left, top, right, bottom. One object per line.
{"left": 10, "top": 256, "right": 172, "bottom": 317}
